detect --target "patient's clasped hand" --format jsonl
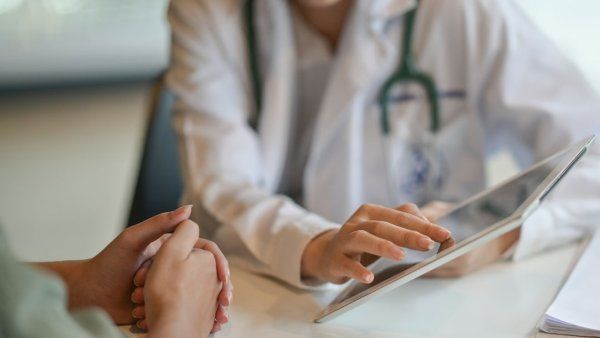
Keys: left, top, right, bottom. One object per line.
{"left": 34, "top": 205, "right": 233, "bottom": 337}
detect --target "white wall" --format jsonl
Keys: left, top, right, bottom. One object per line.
{"left": 487, "top": 0, "right": 600, "bottom": 185}
{"left": 518, "top": 0, "right": 600, "bottom": 94}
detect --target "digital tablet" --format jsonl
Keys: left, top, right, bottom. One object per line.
{"left": 315, "top": 135, "right": 595, "bottom": 323}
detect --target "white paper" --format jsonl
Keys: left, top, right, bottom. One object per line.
{"left": 540, "top": 230, "right": 600, "bottom": 336}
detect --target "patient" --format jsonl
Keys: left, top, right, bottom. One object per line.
{"left": 0, "top": 205, "right": 231, "bottom": 338}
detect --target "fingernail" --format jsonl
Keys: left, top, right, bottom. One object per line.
{"left": 419, "top": 237, "right": 435, "bottom": 250}
{"left": 228, "top": 291, "right": 233, "bottom": 302}
{"left": 391, "top": 247, "right": 404, "bottom": 260}
{"left": 438, "top": 229, "right": 451, "bottom": 239}
{"left": 172, "top": 205, "right": 193, "bottom": 217}
{"left": 364, "top": 273, "right": 374, "bottom": 283}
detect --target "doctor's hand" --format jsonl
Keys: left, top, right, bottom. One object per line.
{"left": 419, "top": 200, "right": 521, "bottom": 278}
{"left": 301, "top": 203, "right": 451, "bottom": 284}
{"left": 421, "top": 201, "right": 455, "bottom": 222}
{"left": 426, "top": 228, "right": 520, "bottom": 278}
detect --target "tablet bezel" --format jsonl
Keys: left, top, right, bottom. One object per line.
{"left": 315, "top": 136, "right": 594, "bottom": 323}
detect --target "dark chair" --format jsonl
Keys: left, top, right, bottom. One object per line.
{"left": 127, "top": 80, "right": 183, "bottom": 226}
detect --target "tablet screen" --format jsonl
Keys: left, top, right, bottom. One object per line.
{"left": 332, "top": 141, "right": 587, "bottom": 303}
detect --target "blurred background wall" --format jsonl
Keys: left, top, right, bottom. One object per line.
{"left": 0, "top": 0, "right": 169, "bottom": 87}
{"left": 0, "top": 0, "right": 170, "bottom": 261}
{"left": 519, "top": 0, "right": 600, "bottom": 94}
{"left": 0, "top": 0, "right": 599, "bottom": 262}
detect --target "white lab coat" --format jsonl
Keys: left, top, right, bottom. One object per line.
{"left": 167, "top": 0, "right": 600, "bottom": 289}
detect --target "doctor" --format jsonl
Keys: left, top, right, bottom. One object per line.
{"left": 166, "top": 0, "right": 600, "bottom": 288}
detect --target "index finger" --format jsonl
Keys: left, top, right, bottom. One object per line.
{"left": 156, "top": 220, "right": 200, "bottom": 262}
{"left": 125, "top": 205, "right": 193, "bottom": 251}
{"left": 195, "top": 238, "right": 233, "bottom": 306}
{"left": 364, "top": 204, "right": 450, "bottom": 242}
{"left": 194, "top": 238, "right": 229, "bottom": 281}
{"left": 396, "top": 203, "right": 429, "bottom": 221}
{"left": 133, "top": 260, "right": 152, "bottom": 287}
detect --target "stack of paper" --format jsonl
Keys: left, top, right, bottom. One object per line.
{"left": 540, "top": 230, "right": 600, "bottom": 337}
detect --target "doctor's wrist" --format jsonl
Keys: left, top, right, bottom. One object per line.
{"left": 301, "top": 230, "right": 336, "bottom": 281}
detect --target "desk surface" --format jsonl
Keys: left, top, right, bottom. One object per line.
{"left": 121, "top": 243, "right": 580, "bottom": 338}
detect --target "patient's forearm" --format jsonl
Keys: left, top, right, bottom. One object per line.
{"left": 33, "top": 260, "right": 91, "bottom": 309}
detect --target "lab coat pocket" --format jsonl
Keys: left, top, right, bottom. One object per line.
{"left": 383, "top": 91, "right": 467, "bottom": 204}
{"left": 378, "top": 97, "right": 432, "bottom": 205}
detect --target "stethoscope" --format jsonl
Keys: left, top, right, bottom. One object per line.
{"left": 244, "top": 0, "right": 445, "bottom": 204}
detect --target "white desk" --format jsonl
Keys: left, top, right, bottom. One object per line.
{"left": 121, "top": 243, "right": 581, "bottom": 338}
